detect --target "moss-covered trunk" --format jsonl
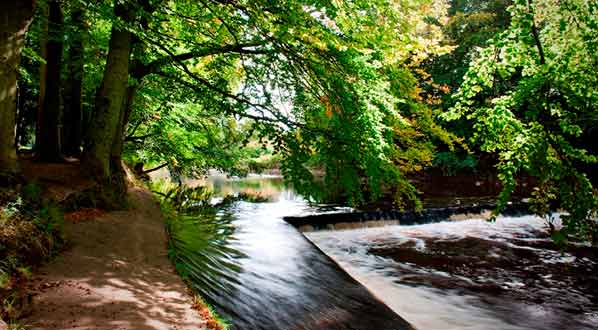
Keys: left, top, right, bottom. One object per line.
{"left": 0, "top": 1, "right": 35, "bottom": 178}
{"left": 82, "top": 2, "right": 133, "bottom": 202}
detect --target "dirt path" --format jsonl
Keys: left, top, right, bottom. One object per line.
{"left": 23, "top": 187, "right": 206, "bottom": 330}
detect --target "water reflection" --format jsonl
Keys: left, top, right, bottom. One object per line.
{"left": 167, "top": 206, "right": 245, "bottom": 300}
{"left": 187, "top": 174, "right": 289, "bottom": 203}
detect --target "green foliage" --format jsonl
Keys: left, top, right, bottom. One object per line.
{"left": 124, "top": 100, "right": 274, "bottom": 179}
{"left": 424, "top": 0, "right": 511, "bottom": 94}
{"left": 17, "top": 0, "right": 596, "bottom": 222}
{"left": 444, "top": 0, "right": 598, "bottom": 243}
{"left": 0, "top": 185, "right": 65, "bottom": 322}
{"left": 150, "top": 180, "right": 214, "bottom": 211}
{"left": 107, "top": 0, "right": 457, "bottom": 208}
{"left": 432, "top": 151, "right": 478, "bottom": 176}
{"left": 21, "top": 183, "right": 41, "bottom": 204}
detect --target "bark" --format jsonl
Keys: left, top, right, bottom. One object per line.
{"left": 36, "top": 0, "right": 63, "bottom": 161}
{"left": 36, "top": 2, "right": 48, "bottom": 149}
{"left": 0, "top": 1, "right": 35, "bottom": 176}
{"left": 62, "top": 4, "right": 84, "bottom": 157}
{"left": 82, "top": 2, "right": 133, "bottom": 198}
{"left": 110, "top": 84, "right": 137, "bottom": 168}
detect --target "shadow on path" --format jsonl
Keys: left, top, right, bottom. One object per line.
{"left": 23, "top": 187, "right": 206, "bottom": 330}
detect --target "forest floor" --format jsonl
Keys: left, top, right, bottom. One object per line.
{"left": 20, "top": 181, "right": 207, "bottom": 330}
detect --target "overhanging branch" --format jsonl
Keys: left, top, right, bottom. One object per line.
{"left": 131, "top": 42, "right": 271, "bottom": 79}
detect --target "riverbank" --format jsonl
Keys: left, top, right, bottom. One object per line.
{"left": 20, "top": 186, "right": 207, "bottom": 329}
{"left": 0, "top": 160, "right": 211, "bottom": 329}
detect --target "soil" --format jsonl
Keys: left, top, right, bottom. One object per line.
{"left": 22, "top": 187, "right": 207, "bottom": 330}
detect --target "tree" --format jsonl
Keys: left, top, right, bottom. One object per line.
{"left": 422, "top": 0, "right": 511, "bottom": 100}
{"left": 36, "top": 0, "right": 64, "bottom": 161}
{"left": 0, "top": 1, "right": 36, "bottom": 178}
{"left": 62, "top": 2, "right": 85, "bottom": 157}
{"left": 116, "top": 0, "right": 455, "bottom": 207}
{"left": 82, "top": 1, "right": 135, "bottom": 199}
{"left": 10, "top": 0, "right": 456, "bottom": 209}
{"left": 444, "top": 0, "right": 598, "bottom": 243}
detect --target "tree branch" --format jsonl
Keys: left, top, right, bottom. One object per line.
{"left": 143, "top": 162, "right": 169, "bottom": 174}
{"left": 527, "top": 0, "right": 545, "bottom": 65}
{"left": 131, "top": 42, "right": 270, "bottom": 78}
{"left": 142, "top": 36, "right": 302, "bottom": 128}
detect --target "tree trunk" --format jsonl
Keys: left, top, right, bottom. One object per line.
{"left": 82, "top": 2, "right": 133, "bottom": 201}
{"left": 0, "top": 1, "right": 35, "bottom": 177}
{"left": 62, "top": 3, "right": 84, "bottom": 157}
{"left": 37, "top": 0, "right": 63, "bottom": 161}
{"left": 36, "top": 1, "right": 48, "bottom": 152}
{"left": 112, "top": 84, "right": 138, "bottom": 161}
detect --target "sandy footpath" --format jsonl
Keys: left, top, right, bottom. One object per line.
{"left": 23, "top": 187, "right": 206, "bottom": 330}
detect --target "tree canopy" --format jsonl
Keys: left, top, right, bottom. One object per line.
{"left": 443, "top": 0, "right": 598, "bottom": 242}
{"left": 0, "top": 0, "right": 596, "bottom": 242}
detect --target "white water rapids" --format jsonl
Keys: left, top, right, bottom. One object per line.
{"left": 306, "top": 215, "right": 598, "bottom": 330}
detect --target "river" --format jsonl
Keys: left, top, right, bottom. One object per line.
{"left": 175, "top": 175, "right": 598, "bottom": 330}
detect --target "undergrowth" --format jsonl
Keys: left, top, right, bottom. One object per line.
{"left": 0, "top": 183, "right": 64, "bottom": 323}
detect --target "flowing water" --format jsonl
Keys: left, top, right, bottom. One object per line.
{"left": 175, "top": 175, "right": 598, "bottom": 330}
{"left": 306, "top": 216, "right": 598, "bottom": 330}
{"left": 176, "top": 175, "right": 411, "bottom": 330}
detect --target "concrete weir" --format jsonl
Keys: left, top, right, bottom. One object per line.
{"left": 200, "top": 201, "right": 416, "bottom": 330}
{"left": 283, "top": 202, "right": 530, "bottom": 231}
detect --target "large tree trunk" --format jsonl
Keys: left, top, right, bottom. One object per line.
{"left": 36, "top": 1, "right": 48, "bottom": 152}
{"left": 62, "top": 3, "right": 84, "bottom": 157}
{"left": 36, "top": 0, "right": 64, "bottom": 161}
{"left": 82, "top": 2, "right": 133, "bottom": 202}
{"left": 0, "top": 1, "right": 35, "bottom": 178}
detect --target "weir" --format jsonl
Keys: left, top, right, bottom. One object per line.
{"left": 181, "top": 177, "right": 597, "bottom": 330}
{"left": 196, "top": 200, "right": 415, "bottom": 330}
{"left": 283, "top": 202, "right": 530, "bottom": 231}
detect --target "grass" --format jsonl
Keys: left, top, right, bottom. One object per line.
{"left": 6, "top": 321, "right": 29, "bottom": 330}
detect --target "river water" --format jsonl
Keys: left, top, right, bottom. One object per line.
{"left": 177, "top": 175, "right": 598, "bottom": 330}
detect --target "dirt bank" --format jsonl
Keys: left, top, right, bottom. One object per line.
{"left": 22, "top": 187, "right": 206, "bottom": 330}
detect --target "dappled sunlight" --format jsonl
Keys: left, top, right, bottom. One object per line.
{"left": 23, "top": 188, "right": 206, "bottom": 330}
